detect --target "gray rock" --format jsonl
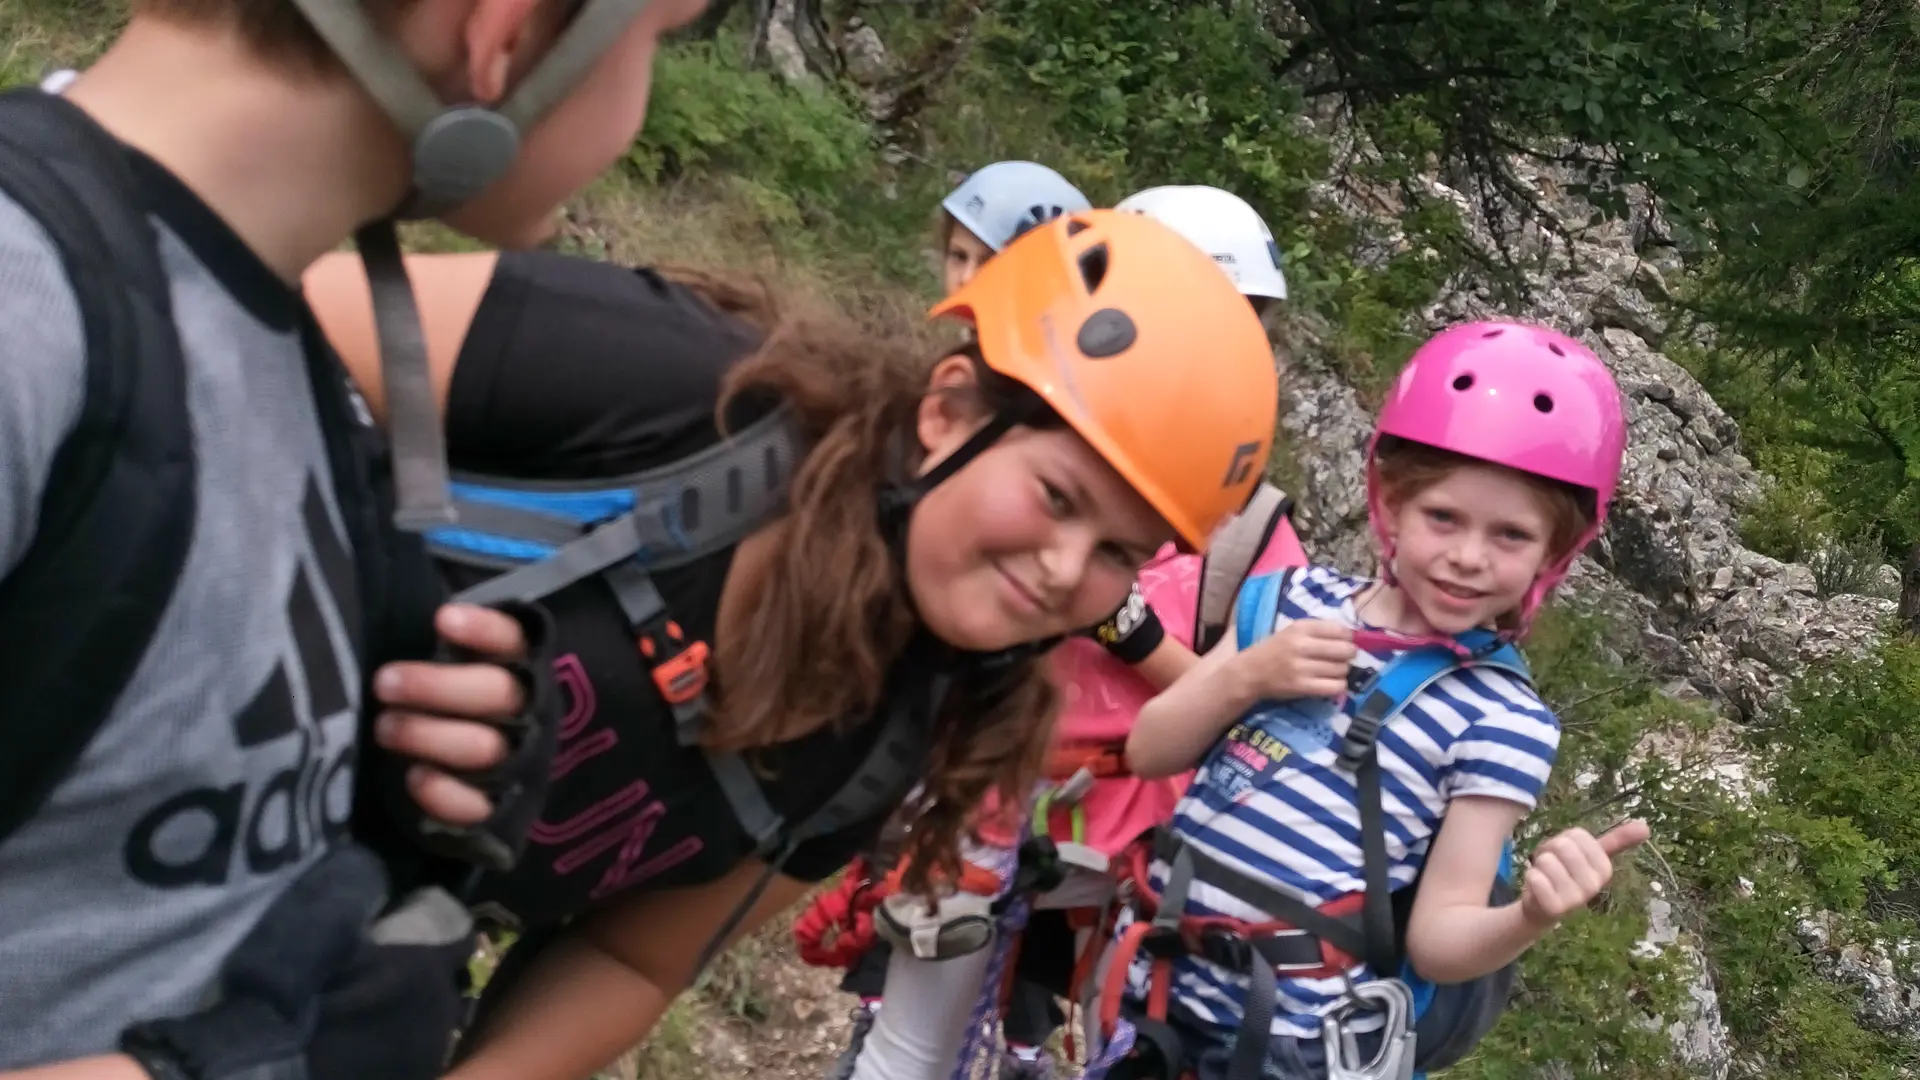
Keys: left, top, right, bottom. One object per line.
{"left": 1284, "top": 123, "right": 1901, "bottom": 1073}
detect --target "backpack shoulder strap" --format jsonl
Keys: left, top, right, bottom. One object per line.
{"left": 1342, "top": 631, "right": 1534, "bottom": 976}
{"left": 0, "top": 89, "right": 195, "bottom": 848}
{"left": 1337, "top": 631, "right": 1531, "bottom": 770}
{"left": 691, "top": 669, "right": 952, "bottom": 976}
{"left": 1232, "top": 567, "right": 1296, "bottom": 653}
{"left": 427, "top": 404, "right": 801, "bottom": 607}
{"left": 1197, "top": 482, "right": 1296, "bottom": 654}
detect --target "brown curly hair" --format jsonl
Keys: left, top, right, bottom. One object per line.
{"left": 662, "top": 268, "right": 1059, "bottom": 894}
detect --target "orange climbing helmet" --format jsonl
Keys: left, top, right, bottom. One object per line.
{"left": 929, "top": 209, "right": 1280, "bottom": 549}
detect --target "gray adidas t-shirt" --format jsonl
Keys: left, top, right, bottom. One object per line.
{"left": 0, "top": 150, "right": 367, "bottom": 1066}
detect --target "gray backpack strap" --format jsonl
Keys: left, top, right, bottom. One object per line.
{"left": 786, "top": 672, "right": 950, "bottom": 847}
{"left": 1195, "top": 481, "right": 1293, "bottom": 655}
{"left": 691, "top": 670, "right": 952, "bottom": 976}
{"left": 432, "top": 404, "right": 800, "bottom": 605}
{"left": 357, "top": 223, "right": 456, "bottom": 531}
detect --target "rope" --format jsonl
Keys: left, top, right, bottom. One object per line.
{"left": 793, "top": 857, "right": 886, "bottom": 969}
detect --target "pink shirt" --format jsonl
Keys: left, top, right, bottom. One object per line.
{"left": 1046, "top": 520, "right": 1308, "bottom": 857}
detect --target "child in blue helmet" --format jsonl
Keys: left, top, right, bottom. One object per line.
{"left": 937, "top": 160, "right": 1094, "bottom": 294}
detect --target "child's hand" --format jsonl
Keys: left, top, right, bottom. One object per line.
{"left": 1520, "top": 819, "right": 1652, "bottom": 928}
{"left": 1243, "top": 618, "right": 1355, "bottom": 699}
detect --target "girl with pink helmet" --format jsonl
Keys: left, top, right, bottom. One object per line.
{"left": 1107, "top": 321, "right": 1651, "bottom": 1080}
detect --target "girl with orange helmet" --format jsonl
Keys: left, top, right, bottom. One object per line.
{"left": 830, "top": 185, "right": 1308, "bottom": 1080}
{"left": 303, "top": 209, "right": 1278, "bottom": 1080}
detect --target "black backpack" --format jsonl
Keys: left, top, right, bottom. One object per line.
{"left": 0, "top": 88, "right": 453, "bottom": 867}
{"left": 0, "top": 88, "right": 198, "bottom": 845}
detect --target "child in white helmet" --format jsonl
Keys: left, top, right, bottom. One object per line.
{"left": 1116, "top": 186, "right": 1290, "bottom": 316}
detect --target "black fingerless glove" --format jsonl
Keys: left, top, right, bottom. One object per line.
{"left": 304, "top": 884, "right": 478, "bottom": 1080}
{"left": 364, "top": 598, "right": 563, "bottom": 883}
{"left": 122, "top": 847, "right": 480, "bottom": 1080}
{"left": 412, "top": 598, "right": 563, "bottom": 873}
{"left": 1089, "top": 581, "right": 1165, "bottom": 665}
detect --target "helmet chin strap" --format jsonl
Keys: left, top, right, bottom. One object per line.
{"left": 285, "top": 0, "right": 658, "bottom": 530}
{"left": 878, "top": 398, "right": 1063, "bottom": 673}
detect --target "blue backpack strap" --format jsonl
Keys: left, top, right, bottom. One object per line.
{"left": 1337, "top": 631, "right": 1530, "bottom": 770}
{"left": 1339, "top": 629, "right": 1534, "bottom": 980}
{"left": 1233, "top": 568, "right": 1294, "bottom": 652}
{"left": 428, "top": 404, "right": 801, "bottom": 606}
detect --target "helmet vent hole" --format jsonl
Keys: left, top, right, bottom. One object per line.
{"left": 1546, "top": 341, "right": 1567, "bottom": 357}
{"left": 1077, "top": 243, "right": 1111, "bottom": 292}
{"left": 1452, "top": 373, "right": 1475, "bottom": 391}
{"left": 1533, "top": 393, "right": 1555, "bottom": 413}
{"left": 1066, "top": 218, "right": 1092, "bottom": 238}
{"left": 1481, "top": 328, "right": 1504, "bottom": 339}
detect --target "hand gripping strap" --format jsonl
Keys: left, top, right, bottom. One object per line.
{"left": 407, "top": 599, "right": 564, "bottom": 874}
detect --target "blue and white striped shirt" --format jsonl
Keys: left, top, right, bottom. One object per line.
{"left": 1124, "top": 566, "right": 1561, "bottom": 1040}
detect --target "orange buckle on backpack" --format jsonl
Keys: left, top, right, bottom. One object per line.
{"left": 636, "top": 619, "right": 711, "bottom": 705}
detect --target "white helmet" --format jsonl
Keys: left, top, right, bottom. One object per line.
{"left": 1114, "top": 186, "right": 1288, "bottom": 301}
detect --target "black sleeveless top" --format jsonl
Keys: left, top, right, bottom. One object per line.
{"left": 441, "top": 251, "right": 891, "bottom": 929}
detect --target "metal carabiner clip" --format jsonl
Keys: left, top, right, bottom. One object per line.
{"left": 1320, "top": 977, "right": 1418, "bottom": 1080}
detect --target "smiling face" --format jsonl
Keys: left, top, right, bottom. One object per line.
{"left": 1381, "top": 461, "right": 1562, "bottom": 636}
{"left": 903, "top": 358, "right": 1173, "bottom": 652}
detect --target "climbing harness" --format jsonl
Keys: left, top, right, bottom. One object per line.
{"left": 1083, "top": 570, "right": 1531, "bottom": 1080}
{"left": 875, "top": 858, "right": 1007, "bottom": 962}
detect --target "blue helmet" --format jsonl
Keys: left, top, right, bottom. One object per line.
{"left": 941, "top": 161, "right": 1093, "bottom": 252}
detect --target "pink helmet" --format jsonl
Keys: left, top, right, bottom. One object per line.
{"left": 1366, "top": 320, "right": 1627, "bottom": 623}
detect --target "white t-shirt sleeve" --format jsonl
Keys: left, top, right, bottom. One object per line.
{"left": 1439, "top": 671, "right": 1562, "bottom": 811}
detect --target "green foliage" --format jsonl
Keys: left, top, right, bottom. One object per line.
{"left": 1451, "top": 603, "right": 1920, "bottom": 1078}
{"left": 983, "top": 0, "right": 1455, "bottom": 389}
{"left": 1679, "top": 4, "right": 1920, "bottom": 571}
{"left": 630, "top": 40, "right": 873, "bottom": 202}
{"left": 1767, "top": 639, "right": 1920, "bottom": 893}
{"left": 1285, "top": 0, "right": 1805, "bottom": 229}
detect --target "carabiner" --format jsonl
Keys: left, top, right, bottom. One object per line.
{"left": 1320, "top": 978, "right": 1417, "bottom": 1080}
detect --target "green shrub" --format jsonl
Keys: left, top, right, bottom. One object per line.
{"left": 630, "top": 38, "right": 874, "bottom": 203}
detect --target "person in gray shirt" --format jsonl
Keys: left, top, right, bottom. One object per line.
{"left": 0, "top": 0, "right": 714, "bottom": 1076}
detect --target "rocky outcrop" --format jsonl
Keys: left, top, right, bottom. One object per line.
{"left": 1638, "top": 894, "right": 1732, "bottom": 1080}
{"left": 1797, "top": 914, "right": 1920, "bottom": 1046}
{"left": 1278, "top": 148, "right": 1908, "bottom": 1076}
{"left": 1281, "top": 157, "right": 1896, "bottom": 724}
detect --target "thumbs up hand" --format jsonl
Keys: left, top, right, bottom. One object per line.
{"left": 1519, "top": 819, "right": 1652, "bottom": 929}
